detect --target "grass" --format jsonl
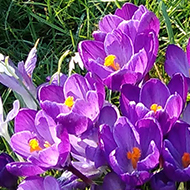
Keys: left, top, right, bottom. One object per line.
{"left": 0, "top": 0, "right": 190, "bottom": 189}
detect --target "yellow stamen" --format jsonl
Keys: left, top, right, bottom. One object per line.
{"left": 64, "top": 96, "right": 74, "bottom": 108}
{"left": 182, "top": 152, "right": 190, "bottom": 168}
{"left": 127, "top": 147, "right": 141, "bottom": 169}
{"left": 29, "top": 138, "right": 42, "bottom": 152}
{"left": 150, "top": 104, "right": 162, "bottom": 113}
{"left": 44, "top": 141, "right": 51, "bottom": 148}
{"left": 104, "top": 55, "right": 120, "bottom": 71}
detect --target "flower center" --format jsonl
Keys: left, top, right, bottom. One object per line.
{"left": 182, "top": 152, "right": 190, "bottom": 168}
{"left": 104, "top": 55, "right": 120, "bottom": 71}
{"left": 64, "top": 96, "right": 74, "bottom": 108}
{"left": 127, "top": 147, "right": 141, "bottom": 169}
{"left": 150, "top": 103, "right": 162, "bottom": 113}
{"left": 29, "top": 138, "right": 42, "bottom": 152}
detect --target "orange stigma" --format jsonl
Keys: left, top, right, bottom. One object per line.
{"left": 127, "top": 147, "right": 141, "bottom": 169}
{"left": 150, "top": 104, "right": 162, "bottom": 113}
{"left": 64, "top": 96, "right": 74, "bottom": 108}
{"left": 29, "top": 138, "right": 42, "bottom": 152}
{"left": 182, "top": 152, "right": 190, "bottom": 168}
{"left": 104, "top": 55, "right": 120, "bottom": 71}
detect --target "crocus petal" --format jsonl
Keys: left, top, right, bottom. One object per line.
{"left": 105, "top": 30, "right": 134, "bottom": 67}
{"left": 64, "top": 74, "right": 90, "bottom": 100}
{"left": 44, "top": 176, "right": 61, "bottom": 190}
{"left": 138, "top": 11, "right": 160, "bottom": 35}
{"left": 99, "top": 15, "right": 123, "bottom": 33}
{"left": 6, "top": 162, "right": 45, "bottom": 176}
{"left": 165, "top": 44, "right": 189, "bottom": 77}
{"left": 39, "top": 85, "right": 64, "bottom": 103}
{"left": 78, "top": 40, "right": 106, "bottom": 70}
{"left": 24, "top": 47, "right": 37, "bottom": 77}
{"left": 182, "top": 103, "right": 190, "bottom": 124}
{"left": 186, "top": 38, "right": 190, "bottom": 65}
{"left": 140, "top": 79, "right": 170, "bottom": 108}
{"left": 57, "top": 112, "right": 91, "bottom": 135}
{"left": 5, "top": 100, "right": 20, "bottom": 122}
{"left": 104, "top": 69, "right": 137, "bottom": 91}
{"left": 167, "top": 73, "right": 188, "bottom": 104}
{"left": 15, "top": 109, "right": 37, "bottom": 133}
{"left": 115, "top": 3, "right": 138, "bottom": 20}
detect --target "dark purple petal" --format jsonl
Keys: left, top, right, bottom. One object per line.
{"left": 182, "top": 103, "right": 190, "bottom": 124}
{"left": 167, "top": 73, "right": 188, "bottom": 104}
{"left": 140, "top": 79, "right": 170, "bottom": 108}
{"left": 165, "top": 44, "right": 189, "bottom": 77}
{"left": 92, "top": 30, "right": 107, "bottom": 42}
{"left": 104, "top": 69, "right": 137, "bottom": 91}
{"left": 115, "top": 3, "right": 138, "bottom": 20}
{"left": 57, "top": 112, "right": 91, "bottom": 135}
{"left": 6, "top": 162, "right": 45, "bottom": 176}
{"left": 39, "top": 85, "right": 64, "bottom": 103}
{"left": 44, "top": 176, "right": 61, "bottom": 190}
{"left": 150, "top": 170, "right": 176, "bottom": 190}
{"left": 15, "top": 109, "right": 37, "bottom": 133}
{"left": 40, "top": 100, "right": 69, "bottom": 120}
{"left": 0, "top": 153, "right": 18, "bottom": 189}
{"left": 113, "top": 117, "right": 139, "bottom": 150}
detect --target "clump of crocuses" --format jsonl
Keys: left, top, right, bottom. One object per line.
{"left": 1, "top": 2, "right": 190, "bottom": 190}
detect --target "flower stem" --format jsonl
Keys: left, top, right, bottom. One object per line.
{"left": 66, "top": 163, "right": 93, "bottom": 186}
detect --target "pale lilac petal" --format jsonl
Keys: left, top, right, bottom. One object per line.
{"left": 5, "top": 100, "right": 20, "bottom": 122}
{"left": 24, "top": 47, "right": 37, "bottom": 77}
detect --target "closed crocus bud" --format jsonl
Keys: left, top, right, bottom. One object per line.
{"left": 0, "top": 153, "right": 18, "bottom": 189}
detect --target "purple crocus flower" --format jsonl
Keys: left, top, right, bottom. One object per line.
{"left": 165, "top": 38, "right": 190, "bottom": 89}
{"left": 7, "top": 108, "right": 70, "bottom": 176}
{"left": 0, "top": 45, "right": 38, "bottom": 109}
{"left": 162, "top": 121, "right": 190, "bottom": 182}
{"left": 93, "top": 2, "right": 160, "bottom": 42}
{"left": 100, "top": 116, "right": 162, "bottom": 187}
{"left": 0, "top": 153, "right": 18, "bottom": 189}
{"left": 120, "top": 74, "right": 186, "bottom": 135}
{"left": 78, "top": 3, "right": 159, "bottom": 91}
{"left": 17, "top": 176, "right": 61, "bottom": 190}
{"left": 39, "top": 73, "right": 105, "bottom": 135}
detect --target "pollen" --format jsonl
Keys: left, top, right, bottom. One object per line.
{"left": 182, "top": 152, "right": 190, "bottom": 168}
{"left": 44, "top": 141, "right": 51, "bottom": 148}
{"left": 150, "top": 103, "right": 162, "bottom": 113}
{"left": 64, "top": 96, "right": 74, "bottom": 108}
{"left": 127, "top": 147, "right": 141, "bottom": 169}
{"left": 29, "top": 138, "right": 42, "bottom": 152}
{"left": 104, "top": 55, "right": 120, "bottom": 71}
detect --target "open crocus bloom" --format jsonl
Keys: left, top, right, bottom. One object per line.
{"left": 162, "top": 121, "right": 190, "bottom": 182}
{"left": 39, "top": 73, "right": 105, "bottom": 135}
{"left": 100, "top": 117, "right": 162, "bottom": 187}
{"left": 165, "top": 38, "right": 190, "bottom": 89}
{"left": 7, "top": 109, "right": 70, "bottom": 176}
{"left": 17, "top": 176, "right": 61, "bottom": 190}
{"left": 120, "top": 74, "right": 186, "bottom": 135}
{"left": 78, "top": 3, "right": 159, "bottom": 91}
{"left": 0, "top": 46, "right": 37, "bottom": 109}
